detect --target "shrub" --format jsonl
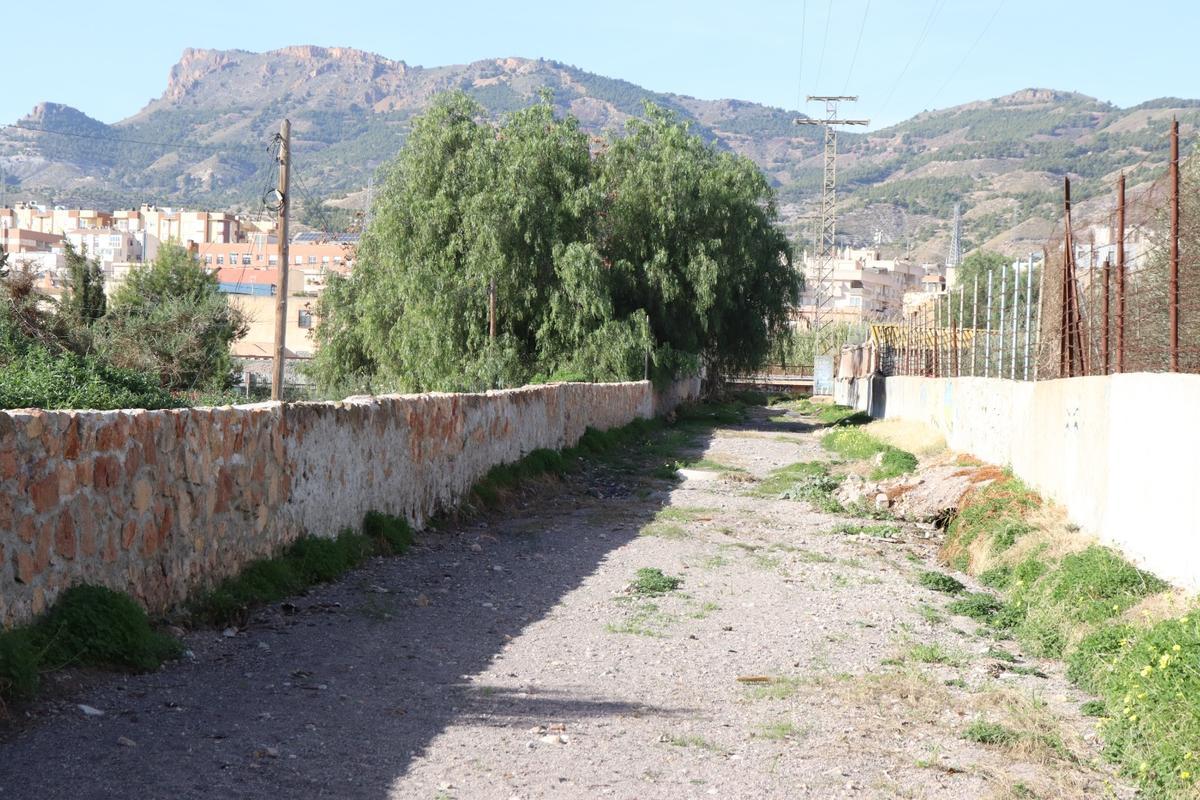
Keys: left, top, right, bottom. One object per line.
{"left": 363, "top": 511, "right": 414, "bottom": 555}
{"left": 35, "top": 585, "right": 181, "bottom": 672}
{"left": 919, "top": 571, "right": 965, "bottom": 594}
{"left": 0, "top": 630, "right": 40, "bottom": 700}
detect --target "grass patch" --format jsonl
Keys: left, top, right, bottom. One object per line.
{"left": 753, "top": 461, "right": 845, "bottom": 512}
{"left": 919, "top": 570, "right": 965, "bottom": 595}
{"left": 906, "top": 643, "right": 962, "bottom": 666}
{"left": 639, "top": 521, "right": 688, "bottom": 540}
{"left": 606, "top": 601, "right": 676, "bottom": 638}
{"left": 780, "top": 398, "right": 869, "bottom": 426}
{"left": 667, "top": 734, "right": 719, "bottom": 750}
{"left": 191, "top": 512, "right": 413, "bottom": 627}
{"left": 0, "top": 585, "right": 181, "bottom": 706}
{"left": 947, "top": 591, "right": 1005, "bottom": 623}
{"left": 631, "top": 568, "right": 683, "bottom": 596}
{"left": 757, "top": 721, "right": 801, "bottom": 740}
{"left": 941, "top": 476, "right": 1041, "bottom": 571}
{"left": 1011, "top": 546, "right": 1167, "bottom": 658}
{"left": 963, "top": 719, "right": 1020, "bottom": 746}
{"left": 743, "top": 676, "right": 803, "bottom": 700}
{"left": 821, "top": 428, "right": 918, "bottom": 480}
{"left": 918, "top": 604, "right": 946, "bottom": 625}
{"left": 654, "top": 506, "right": 717, "bottom": 522}
{"left": 829, "top": 522, "right": 902, "bottom": 538}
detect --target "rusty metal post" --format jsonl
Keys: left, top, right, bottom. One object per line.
{"left": 1102, "top": 258, "right": 1111, "bottom": 374}
{"left": 1116, "top": 174, "right": 1126, "bottom": 373}
{"left": 1170, "top": 118, "right": 1180, "bottom": 371}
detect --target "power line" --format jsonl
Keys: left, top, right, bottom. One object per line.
{"left": 813, "top": 0, "right": 834, "bottom": 93}
{"left": 1, "top": 121, "right": 253, "bottom": 157}
{"left": 842, "top": 0, "right": 872, "bottom": 95}
{"left": 794, "top": 0, "right": 808, "bottom": 110}
{"left": 927, "top": 0, "right": 1007, "bottom": 110}
{"left": 880, "top": 0, "right": 946, "bottom": 113}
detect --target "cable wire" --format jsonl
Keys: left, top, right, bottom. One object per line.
{"left": 927, "top": 0, "right": 1007, "bottom": 110}
{"left": 880, "top": 0, "right": 946, "bottom": 113}
{"left": 794, "top": 0, "right": 808, "bottom": 111}
{"left": 813, "top": 0, "right": 834, "bottom": 93}
{"left": 842, "top": 0, "right": 872, "bottom": 95}
{"left": 1, "top": 121, "right": 252, "bottom": 156}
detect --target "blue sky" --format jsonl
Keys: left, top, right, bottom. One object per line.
{"left": 5, "top": 0, "right": 1193, "bottom": 130}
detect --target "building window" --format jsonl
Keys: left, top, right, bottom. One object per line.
{"left": 230, "top": 253, "right": 239, "bottom": 263}
{"left": 242, "top": 255, "right": 251, "bottom": 265}
{"left": 307, "top": 256, "right": 317, "bottom": 265}
{"left": 268, "top": 255, "right": 278, "bottom": 266}
{"left": 321, "top": 256, "right": 330, "bottom": 264}
{"left": 294, "top": 255, "right": 302, "bottom": 265}
{"left": 216, "top": 255, "right": 224, "bottom": 265}
{"left": 297, "top": 309, "right": 313, "bottom": 329}
{"left": 204, "top": 255, "right": 213, "bottom": 265}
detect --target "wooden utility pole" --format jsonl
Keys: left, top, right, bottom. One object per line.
{"left": 1169, "top": 118, "right": 1180, "bottom": 372}
{"left": 271, "top": 119, "right": 291, "bottom": 401}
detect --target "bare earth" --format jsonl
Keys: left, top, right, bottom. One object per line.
{"left": 0, "top": 407, "right": 1135, "bottom": 800}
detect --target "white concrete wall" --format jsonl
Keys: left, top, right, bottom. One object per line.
{"left": 875, "top": 374, "right": 1200, "bottom": 590}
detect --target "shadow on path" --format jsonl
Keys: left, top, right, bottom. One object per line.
{"left": 0, "top": 427, "right": 715, "bottom": 800}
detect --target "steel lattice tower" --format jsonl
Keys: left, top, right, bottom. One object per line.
{"left": 795, "top": 96, "right": 868, "bottom": 353}
{"left": 947, "top": 202, "right": 963, "bottom": 268}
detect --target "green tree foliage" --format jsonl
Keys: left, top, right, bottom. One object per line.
{"left": 59, "top": 242, "right": 107, "bottom": 333}
{"left": 99, "top": 243, "right": 247, "bottom": 391}
{"left": 311, "top": 93, "right": 797, "bottom": 395}
{"left": 953, "top": 250, "right": 1040, "bottom": 329}
{"left": 0, "top": 264, "right": 176, "bottom": 410}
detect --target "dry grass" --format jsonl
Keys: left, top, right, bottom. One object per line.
{"left": 1122, "top": 587, "right": 1196, "bottom": 626}
{"left": 864, "top": 419, "right": 947, "bottom": 457}
{"left": 975, "top": 506, "right": 1094, "bottom": 574}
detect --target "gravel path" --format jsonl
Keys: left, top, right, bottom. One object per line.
{"left": 0, "top": 406, "right": 1134, "bottom": 800}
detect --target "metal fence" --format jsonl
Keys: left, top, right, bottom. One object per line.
{"left": 873, "top": 121, "right": 1200, "bottom": 381}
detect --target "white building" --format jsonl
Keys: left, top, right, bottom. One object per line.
{"left": 65, "top": 228, "right": 142, "bottom": 268}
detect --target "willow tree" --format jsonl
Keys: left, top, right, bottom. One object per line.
{"left": 310, "top": 94, "right": 797, "bottom": 396}
{"left": 595, "top": 106, "right": 797, "bottom": 381}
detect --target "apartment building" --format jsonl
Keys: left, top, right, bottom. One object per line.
{"left": 65, "top": 228, "right": 142, "bottom": 267}
{"left": 796, "top": 247, "right": 927, "bottom": 323}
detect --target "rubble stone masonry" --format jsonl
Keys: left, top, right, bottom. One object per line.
{"left": 0, "top": 379, "right": 699, "bottom": 628}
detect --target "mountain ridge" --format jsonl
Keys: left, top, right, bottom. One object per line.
{"left": 2, "top": 46, "right": 1196, "bottom": 261}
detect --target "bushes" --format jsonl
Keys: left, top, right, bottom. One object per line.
{"left": 0, "top": 585, "right": 181, "bottom": 704}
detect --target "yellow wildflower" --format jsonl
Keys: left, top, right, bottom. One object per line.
{"left": 1173, "top": 644, "right": 1182, "bottom": 652}
{"left": 1141, "top": 665, "right": 1153, "bottom": 677}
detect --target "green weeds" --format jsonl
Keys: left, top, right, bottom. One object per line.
{"left": 919, "top": 571, "right": 965, "bottom": 595}
{"left": 192, "top": 512, "right": 412, "bottom": 627}
{"left": 631, "top": 568, "right": 683, "bottom": 596}
{"left": 821, "top": 428, "right": 918, "bottom": 480}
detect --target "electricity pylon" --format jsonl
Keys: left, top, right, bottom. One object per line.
{"left": 795, "top": 96, "right": 868, "bottom": 354}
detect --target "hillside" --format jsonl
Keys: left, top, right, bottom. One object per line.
{"left": 2, "top": 47, "right": 1197, "bottom": 259}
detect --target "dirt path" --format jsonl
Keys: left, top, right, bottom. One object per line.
{"left": 0, "top": 406, "right": 1133, "bottom": 800}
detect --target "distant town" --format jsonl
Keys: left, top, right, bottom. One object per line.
{"left": 0, "top": 203, "right": 358, "bottom": 373}
{"left": 1, "top": 200, "right": 1149, "bottom": 376}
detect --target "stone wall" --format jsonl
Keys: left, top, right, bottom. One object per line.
{"left": 872, "top": 374, "right": 1200, "bottom": 590}
{"left": 0, "top": 379, "right": 699, "bottom": 628}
